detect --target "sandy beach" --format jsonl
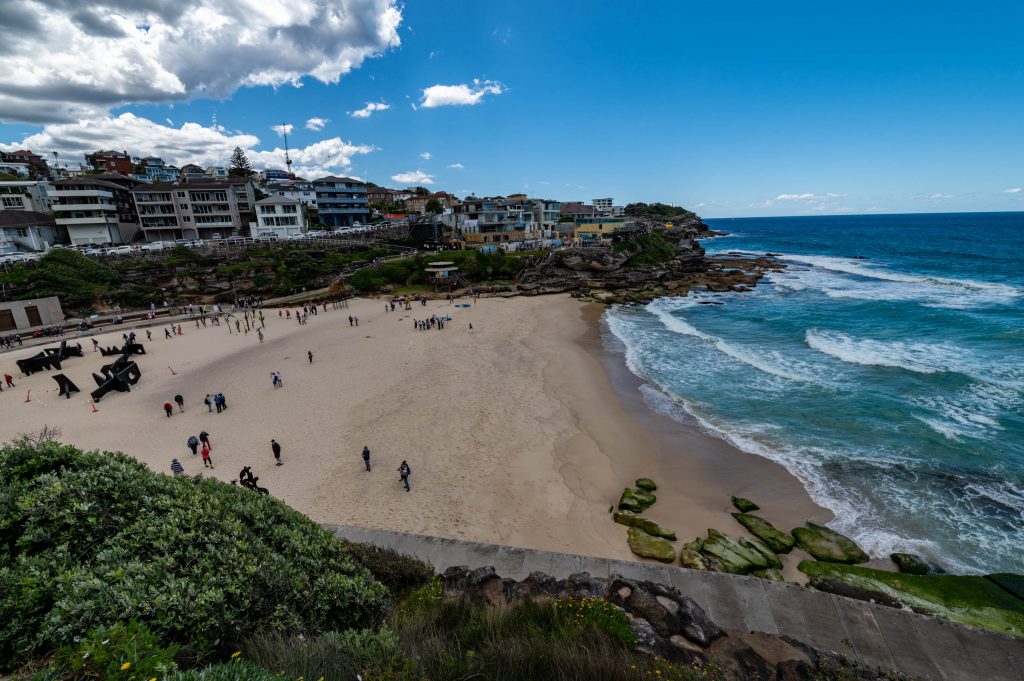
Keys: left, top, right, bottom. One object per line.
{"left": 0, "top": 294, "right": 829, "bottom": 572}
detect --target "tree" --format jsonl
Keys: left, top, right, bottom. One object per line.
{"left": 412, "top": 186, "right": 430, "bottom": 196}
{"left": 425, "top": 198, "right": 443, "bottom": 215}
{"left": 229, "top": 146, "right": 253, "bottom": 177}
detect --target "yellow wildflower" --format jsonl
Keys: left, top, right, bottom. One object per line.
{"left": 231, "top": 651, "right": 241, "bottom": 659}
{"left": 120, "top": 662, "right": 131, "bottom": 671}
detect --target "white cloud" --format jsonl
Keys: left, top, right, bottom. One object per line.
{"left": 774, "top": 192, "right": 844, "bottom": 201}
{"left": 349, "top": 102, "right": 390, "bottom": 118}
{"left": 391, "top": 169, "right": 434, "bottom": 185}
{"left": 305, "top": 117, "right": 328, "bottom": 131}
{"left": 0, "top": 112, "right": 375, "bottom": 178}
{"left": 419, "top": 79, "right": 504, "bottom": 108}
{"left": 428, "top": 50, "right": 441, "bottom": 60}
{"left": 420, "top": 151, "right": 431, "bottom": 160}
{"left": 271, "top": 123, "right": 293, "bottom": 136}
{"left": 0, "top": 0, "right": 403, "bottom": 124}
{"left": 448, "top": 162, "right": 464, "bottom": 170}
{"left": 930, "top": 193, "right": 952, "bottom": 200}
{"left": 1003, "top": 187, "right": 1021, "bottom": 194}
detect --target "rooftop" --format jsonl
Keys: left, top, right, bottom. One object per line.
{"left": 0, "top": 210, "right": 56, "bottom": 227}
{"left": 313, "top": 175, "right": 363, "bottom": 184}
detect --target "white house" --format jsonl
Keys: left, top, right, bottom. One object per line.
{"left": 0, "top": 180, "right": 52, "bottom": 213}
{"left": 0, "top": 210, "right": 60, "bottom": 253}
{"left": 251, "top": 195, "right": 306, "bottom": 238}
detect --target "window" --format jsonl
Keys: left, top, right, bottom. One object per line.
{"left": 179, "top": 204, "right": 188, "bottom": 210}
{"left": 1, "top": 197, "right": 23, "bottom": 208}
{"left": 15, "top": 227, "right": 29, "bottom": 237}
{"left": 182, "top": 216, "right": 191, "bottom": 222}
{"left": 282, "top": 205, "right": 297, "bottom": 213}
{"left": 177, "top": 191, "right": 186, "bottom": 198}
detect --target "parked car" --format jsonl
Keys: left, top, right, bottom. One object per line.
{"left": 185, "top": 239, "right": 205, "bottom": 248}
{"left": 105, "top": 245, "right": 133, "bottom": 256}
{"left": 140, "top": 241, "right": 166, "bottom": 251}
{"left": 212, "top": 233, "right": 223, "bottom": 240}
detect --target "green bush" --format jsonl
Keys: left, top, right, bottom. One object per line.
{"left": 0, "top": 249, "right": 121, "bottom": 310}
{"left": 0, "top": 440, "right": 388, "bottom": 671}
{"left": 241, "top": 627, "right": 411, "bottom": 681}
{"left": 29, "top": 621, "right": 179, "bottom": 681}
{"left": 168, "top": 661, "right": 287, "bottom": 681}
{"left": 340, "top": 542, "right": 435, "bottom": 595}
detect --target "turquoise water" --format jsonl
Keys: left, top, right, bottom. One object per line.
{"left": 604, "top": 213, "right": 1024, "bottom": 573}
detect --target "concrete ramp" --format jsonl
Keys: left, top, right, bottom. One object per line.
{"left": 324, "top": 523, "right": 1023, "bottom": 681}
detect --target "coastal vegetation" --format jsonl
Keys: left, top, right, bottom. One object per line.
{"left": 0, "top": 439, "right": 729, "bottom": 680}
{"left": 348, "top": 249, "right": 538, "bottom": 292}
{"left": 613, "top": 231, "right": 679, "bottom": 266}
{"left": 623, "top": 202, "right": 698, "bottom": 220}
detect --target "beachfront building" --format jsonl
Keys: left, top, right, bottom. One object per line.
{"left": 531, "top": 199, "right": 561, "bottom": 231}
{"left": 85, "top": 150, "right": 133, "bottom": 175}
{"left": 51, "top": 174, "right": 141, "bottom": 245}
{"left": 131, "top": 156, "right": 180, "bottom": 183}
{"left": 131, "top": 179, "right": 256, "bottom": 241}
{"left": 456, "top": 196, "right": 540, "bottom": 246}
{"left": 267, "top": 180, "right": 318, "bottom": 209}
{"left": 0, "top": 161, "right": 30, "bottom": 178}
{"left": 0, "top": 180, "right": 52, "bottom": 213}
{"left": 205, "top": 166, "right": 229, "bottom": 179}
{"left": 0, "top": 210, "right": 60, "bottom": 253}
{"left": 560, "top": 201, "right": 596, "bottom": 221}
{"left": 0, "top": 150, "right": 49, "bottom": 178}
{"left": 251, "top": 195, "right": 306, "bottom": 238}
{"left": 313, "top": 176, "right": 369, "bottom": 228}
{"left": 0, "top": 297, "right": 64, "bottom": 332}
{"left": 573, "top": 218, "right": 632, "bottom": 241}
{"left": 258, "top": 168, "right": 291, "bottom": 184}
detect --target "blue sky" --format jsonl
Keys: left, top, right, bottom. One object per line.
{"left": 1, "top": 1, "right": 1022, "bottom": 217}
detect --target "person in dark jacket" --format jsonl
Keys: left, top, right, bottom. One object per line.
{"left": 362, "top": 446, "right": 371, "bottom": 471}
{"left": 272, "top": 439, "right": 282, "bottom": 466}
{"left": 170, "top": 458, "right": 184, "bottom": 476}
{"left": 187, "top": 435, "right": 199, "bottom": 456}
{"left": 398, "top": 460, "right": 411, "bottom": 492}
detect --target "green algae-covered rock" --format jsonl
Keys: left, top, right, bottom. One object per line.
{"left": 799, "top": 561, "right": 1024, "bottom": 637}
{"left": 627, "top": 527, "right": 676, "bottom": 563}
{"left": 741, "top": 536, "right": 782, "bottom": 570}
{"left": 679, "top": 540, "right": 706, "bottom": 570}
{"left": 612, "top": 510, "right": 676, "bottom": 540}
{"left": 635, "top": 478, "right": 657, "bottom": 492}
{"left": 700, "top": 529, "right": 767, "bottom": 574}
{"left": 752, "top": 568, "right": 785, "bottom": 582}
{"left": 792, "top": 523, "right": 869, "bottom": 564}
{"left": 618, "top": 487, "right": 657, "bottom": 512}
{"left": 731, "top": 496, "right": 760, "bottom": 513}
{"left": 891, "top": 552, "right": 933, "bottom": 575}
{"left": 731, "top": 513, "right": 795, "bottom": 554}
{"left": 987, "top": 573, "right": 1024, "bottom": 602}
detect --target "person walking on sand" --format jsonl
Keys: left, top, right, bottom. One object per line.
{"left": 362, "top": 446, "right": 371, "bottom": 472}
{"left": 398, "top": 460, "right": 411, "bottom": 492}
{"left": 5, "top": 373, "right": 15, "bottom": 388}
{"left": 174, "top": 394, "right": 184, "bottom": 412}
{"left": 187, "top": 434, "right": 199, "bottom": 456}
{"left": 271, "top": 439, "right": 282, "bottom": 466}
{"left": 92, "top": 338, "right": 100, "bottom": 352}
{"left": 308, "top": 350, "right": 313, "bottom": 364}
{"left": 217, "top": 392, "right": 228, "bottom": 410}
{"left": 165, "top": 328, "right": 172, "bottom": 339}
{"left": 171, "top": 458, "right": 184, "bottom": 476}
{"left": 146, "top": 329, "right": 152, "bottom": 341}
{"left": 201, "top": 441, "right": 214, "bottom": 469}
{"left": 199, "top": 430, "right": 211, "bottom": 451}
{"left": 258, "top": 329, "right": 264, "bottom": 343}
{"left": 163, "top": 401, "right": 174, "bottom": 417}
{"left": 204, "top": 394, "right": 213, "bottom": 412}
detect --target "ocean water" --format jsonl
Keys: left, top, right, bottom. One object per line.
{"left": 604, "top": 213, "right": 1024, "bottom": 574}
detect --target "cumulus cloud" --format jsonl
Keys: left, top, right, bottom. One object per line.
{"left": 0, "top": 0, "right": 403, "bottom": 123}
{"left": 420, "top": 151, "right": 431, "bottom": 160}
{"left": 774, "top": 192, "right": 844, "bottom": 201}
{"left": 1003, "top": 187, "right": 1021, "bottom": 194}
{"left": 419, "top": 79, "right": 504, "bottom": 108}
{"left": 349, "top": 102, "right": 390, "bottom": 118}
{"left": 305, "top": 117, "right": 328, "bottom": 131}
{"left": 271, "top": 123, "right": 293, "bottom": 136}
{"left": 391, "top": 169, "right": 433, "bottom": 185}
{"left": 0, "top": 112, "right": 375, "bottom": 178}
{"left": 448, "top": 162, "right": 464, "bottom": 170}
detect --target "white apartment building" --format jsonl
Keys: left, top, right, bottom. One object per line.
{"left": 251, "top": 195, "right": 306, "bottom": 238}
{"left": 593, "top": 197, "right": 614, "bottom": 213}
{"left": 531, "top": 199, "right": 561, "bottom": 229}
{"left": 0, "top": 210, "right": 59, "bottom": 253}
{"left": 132, "top": 179, "right": 256, "bottom": 241}
{"left": 267, "top": 180, "right": 318, "bottom": 209}
{"left": 51, "top": 176, "right": 139, "bottom": 245}
{"left": 0, "top": 181, "right": 52, "bottom": 213}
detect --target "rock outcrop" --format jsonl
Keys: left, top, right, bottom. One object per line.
{"left": 627, "top": 527, "right": 676, "bottom": 563}
{"left": 731, "top": 496, "right": 760, "bottom": 513}
{"left": 732, "top": 512, "right": 796, "bottom": 554}
{"left": 618, "top": 486, "right": 656, "bottom": 512}
{"left": 792, "top": 522, "right": 869, "bottom": 564}
{"left": 613, "top": 510, "right": 676, "bottom": 540}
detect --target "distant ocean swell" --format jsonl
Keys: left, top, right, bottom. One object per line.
{"left": 602, "top": 213, "right": 1024, "bottom": 574}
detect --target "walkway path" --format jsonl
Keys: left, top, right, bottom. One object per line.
{"left": 325, "top": 524, "right": 1023, "bottom": 681}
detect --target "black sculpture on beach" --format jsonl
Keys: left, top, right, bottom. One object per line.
{"left": 90, "top": 360, "right": 142, "bottom": 402}
{"left": 52, "top": 373, "right": 80, "bottom": 399}
{"left": 17, "top": 341, "right": 84, "bottom": 375}
{"left": 237, "top": 466, "right": 269, "bottom": 494}
{"left": 98, "top": 342, "right": 146, "bottom": 357}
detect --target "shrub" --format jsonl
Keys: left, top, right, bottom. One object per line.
{"left": 0, "top": 440, "right": 388, "bottom": 671}
{"left": 27, "top": 621, "right": 179, "bottom": 681}
{"left": 167, "top": 661, "right": 287, "bottom": 681}
{"left": 241, "top": 627, "right": 411, "bottom": 681}
{"left": 340, "top": 542, "right": 435, "bottom": 595}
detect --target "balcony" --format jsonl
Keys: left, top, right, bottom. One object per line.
{"left": 51, "top": 189, "right": 113, "bottom": 199}
{"left": 56, "top": 216, "right": 118, "bottom": 226}
{"left": 54, "top": 202, "right": 115, "bottom": 212}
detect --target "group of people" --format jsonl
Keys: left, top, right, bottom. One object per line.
{"left": 361, "top": 446, "right": 413, "bottom": 491}
{"left": 184, "top": 430, "right": 214, "bottom": 468}
{"left": 270, "top": 371, "right": 284, "bottom": 388}
{"left": 204, "top": 393, "right": 229, "bottom": 412}
{"left": 1, "top": 334, "right": 23, "bottom": 350}
{"left": 164, "top": 324, "right": 184, "bottom": 339}
{"left": 347, "top": 315, "right": 360, "bottom": 326}
{"left": 413, "top": 315, "right": 449, "bottom": 331}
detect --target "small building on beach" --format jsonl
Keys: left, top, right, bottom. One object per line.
{"left": 0, "top": 297, "right": 64, "bottom": 332}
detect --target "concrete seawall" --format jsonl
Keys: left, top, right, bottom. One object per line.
{"left": 325, "top": 523, "right": 1023, "bottom": 681}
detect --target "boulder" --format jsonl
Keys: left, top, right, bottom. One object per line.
{"left": 792, "top": 523, "right": 869, "bottom": 564}
{"left": 635, "top": 477, "right": 657, "bottom": 492}
{"left": 732, "top": 512, "right": 795, "bottom": 554}
{"left": 987, "top": 573, "right": 1024, "bottom": 601}
{"left": 613, "top": 510, "right": 675, "bottom": 540}
{"left": 700, "top": 529, "right": 768, "bottom": 574}
{"left": 627, "top": 527, "right": 676, "bottom": 563}
{"left": 618, "top": 487, "right": 656, "bottom": 512}
{"left": 751, "top": 568, "right": 785, "bottom": 582}
{"left": 608, "top": 577, "right": 724, "bottom": 647}
{"left": 891, "top": 552, "right": 933, "bottom": 575}
{"left": 731, "top": 496, "right": 760, "bottom": 513}
{"left": 679, "top": 541, "right": 706, "bottom": 571}
{"left": 740, "top": 536, "right": 783, "bottom": 570}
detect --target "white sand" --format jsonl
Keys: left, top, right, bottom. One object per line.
{"left": 0, "top": 294, "right": 826, "bottom": 566}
